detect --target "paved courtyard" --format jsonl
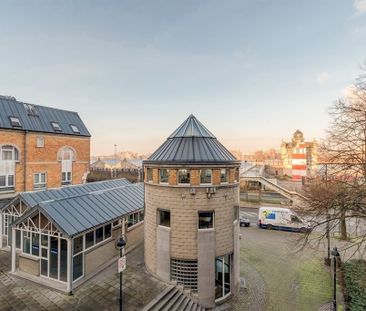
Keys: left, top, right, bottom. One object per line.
{"left": 229, "top": 208, "right": 334, "bottom": 311}
{"left": 0, "top": 214, "right": 336, "bottom": 311}
{"left": 0, "top": 246, "right": 167, "bottom": 311}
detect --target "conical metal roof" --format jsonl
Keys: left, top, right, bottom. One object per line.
{"left": 145, "top": 115, "right": 238, "bottom": 164}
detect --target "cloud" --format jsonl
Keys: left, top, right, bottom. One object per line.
{"left": 316, "top": 72, "right": 329, "bottom": 84}
{"left": 354, "top": 0, "right": 366, "bottom": 14}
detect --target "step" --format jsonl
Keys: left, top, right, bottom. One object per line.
{"left": 142, "top": 285, "right": 176, "bottom": 311}
{"left": 151, "top": 287, "right": 180, "bottom": 311}
{"left": 170, "top": 295, "right": 188, "bottom": 311}
{"left": 184, "top": 300, "right": 194, "bottom": 311}
{"left": 161, "top": 291, "right": 184, "bottom": 311}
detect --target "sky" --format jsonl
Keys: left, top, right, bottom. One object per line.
{"left": 1, "top": 0, "right": 366, "bottom": 156}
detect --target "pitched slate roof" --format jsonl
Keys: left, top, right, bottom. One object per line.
{"left": 0, "top": 95, "right": 90, "bottom": 137}
{"left": 12, "top": 182, "right": 144, "bottom": 237}
{"left": 145, "top": 114, "right": 238, "bottom": 164}
{"left": 1, "top": 179, "right": 131, "bottom": 211}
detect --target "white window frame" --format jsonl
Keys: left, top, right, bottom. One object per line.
{"left": 36, "top": 136, "right": 45, "bottom": 148}
{"left": 61, "top": 148, "right": 74, "bottom": 185}
{"left": 178, "top": 169, "right": 190, "bottom": 185}
{"left": 159, "top": 168, "right": 169, "bottom": 184}
{"left": 200, "top": 169, "right": 212, "bottom": 185}
{"left": 70, "top": 124, "right": 80, "bottom": 133}
{"left": 220, "top": 168, "right": 229, "bottom": 184}
{"left": 33, "top": 172, "right": 47, "bottom": 190}
{"left": 0, "top": 145, "right": 19, "bottom": 190}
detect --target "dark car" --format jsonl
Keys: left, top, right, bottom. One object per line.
{"left": 240, "top": 217, "right": 250, "bottom": 227}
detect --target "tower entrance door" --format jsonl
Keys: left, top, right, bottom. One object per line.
{"left": 215, "top": 254, "right": 231, "bottom": 300}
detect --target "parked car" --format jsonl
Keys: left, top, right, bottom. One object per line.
{"left": 240, "top": 217, "right": 250, "bottom": 227}
{"left": 258, "top": 206, "right": 310, "bottom": 233}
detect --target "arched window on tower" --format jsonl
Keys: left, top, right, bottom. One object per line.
{"left": 58, "top": 147, "right": 75, "bottom": 185}
{"left": 0, "top": 145, "right": 20, "bottom": 190}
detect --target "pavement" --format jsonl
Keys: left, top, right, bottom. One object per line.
{"left": 228, "top": 208, "right": 336, "bottom": 311}
{"left": 0, "top": 246, "right": 167, "bottom": 311}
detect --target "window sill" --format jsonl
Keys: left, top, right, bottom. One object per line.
{"left": 0, "top": 188, "right": 15, "bottom": 194}
{"left": 127, "top": 221, "right": 144, "bottom": 232}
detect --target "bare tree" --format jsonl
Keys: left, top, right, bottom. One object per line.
{"left": 299, "top": 64, "right": 366, "bottom": 259}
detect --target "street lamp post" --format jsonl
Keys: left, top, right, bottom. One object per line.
{"left": 331, "top": 246, "right": 340, "bottom": 311}
{"left": 116, "top": 236, "right": 126, "bottom": 311}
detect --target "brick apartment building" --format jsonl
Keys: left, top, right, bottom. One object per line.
{"left": 0, "top": 95, "right": 91, "bottom": 202}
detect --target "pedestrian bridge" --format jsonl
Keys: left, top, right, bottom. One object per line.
{"left": 240, "top": 164, "right": 307, "bottom": 208}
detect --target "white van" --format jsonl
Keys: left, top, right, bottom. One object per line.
{"left": 258, "top": 207, "right": 310, "bottom": 232}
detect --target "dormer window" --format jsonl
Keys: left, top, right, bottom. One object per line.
{"left": 70, "top": 124, "right": 80, "bottom": 133}
{"left": 51, "top": 122, "right": 62, "bottom": 132}
{"left": 9, "top": 117, "right": 22, "bottom": 128}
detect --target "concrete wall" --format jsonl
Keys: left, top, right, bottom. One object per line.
{"left": 85, "top": 239, "right": 117, "bottom": 276}
{"left": 19, "top": 254, "right": 39, "bottom": 276}
{"left": 198, "top": 229, "right": 215, "bottom": 308}
{"left": 156, "top": 226, "right": 170, "bottom": 282}
{"left": 232, "top": 221, "right": 240, "bottom": 295}
{"left": 85, "top": 222, "right": 144, "bottom": 276}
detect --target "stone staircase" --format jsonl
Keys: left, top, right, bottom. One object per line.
{"left": 142, "top": 284, "right": 207, "bottom": 311}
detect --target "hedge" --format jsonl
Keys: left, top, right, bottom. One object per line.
{"left": 343, "top": 259, "right": 366, "bottom": 311}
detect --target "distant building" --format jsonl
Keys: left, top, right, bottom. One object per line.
{"left": 0, "top": 96, "right": 91, "bottom": 200}
{"left": 143, "top": 115, "right": 240, "bottom": 308}
{"left": 90, "top": 158, "right": 142, "bottom": 170}
{"left": 280, "top": 130, "right": 317, "bottom": 180}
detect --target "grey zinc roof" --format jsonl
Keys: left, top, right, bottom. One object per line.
{"left": 12, "top": 182, "right": 144, "bottom": 237}
{"left": 18, "top": 179, "right": 131, "bottom": 209}
{"left": 145, "top": 115, "right": 238, "bottom": 164}
{"left": 0, "top": 95, "right": 90, "bottom": 136}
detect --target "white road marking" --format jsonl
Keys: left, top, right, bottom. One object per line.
{"left": 240, "top": 211, "right": 257, "bottom": 218}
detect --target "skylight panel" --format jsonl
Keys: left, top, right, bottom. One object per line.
{"left": 51, "top": 122, "right": 62, "bottom": 132}
{"left": 70, "top": 124, "right": 80, "bottom": 133}
{"left": 9, "top": 116, "right": 22, "bottom": 128}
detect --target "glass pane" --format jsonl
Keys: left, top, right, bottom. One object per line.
{"left": 2, "top": 150, "right": 12, "bottom": 160}
{"left": 199, "top": 212, "right": 214, "bottom": 229}
{"left": 215, "top": 257, "right": 223, "bottom": 299}
{"left": 139, "top": 210, "right": 144, "bottom": 222}
{"left": 159, "top": 169, "right": 169, "bottom": 183}
{"left": 49, "top": 237, "right": 59, "bottom": 279}
{"left": 42, "top": 248, "right": 48, "bottom": 258}
{"left": 85, "top": 231, "right": 94, "bottom": 249}
{"left": 104, "top": 224, "right": 111, "bottom": 239}
{"left": 73, "top": 236, "right": 83, "bottom": 254}
{"left": 200, "top": 169, "right": 212, "bottom": 184}
{"left": 159, "top": 210, "right": 170, "bottom": 227}
{"left": 220, "top": 169, "right": 228, "bottom": 183}
{"left": 73, "top": 254, "right": 83, "bottom": 281}
{"left": 32, "top": 233, "right": 40, "bottom": 256}
{"left": 0, "top": 176, "right": 5, "bottom": 187}
{"left": 60, "top": 239, "right": 67, "bottom": 282}
{"left": 95, "top": 227, "right": 103, "bottom": 244}
{"left": 34, "top": 174, "right": 40, "bottom": 184}
{"left": 23, "top": 234, "right": 30, "bottom": 254}
{"left": 41, "top": 234, "right": 48, "bottom": 247}
{"left": 41, "top": 259, "right": 48, "bottom": 276}
{"left": 178, "top": 169, "right": 190, "bottom": 184}
{"left": 224, "top": 255, "right": 231, "bottom": 295}
{"left": 8, "top": 175, "right": 14, "bottom": 186}
{"left": 16, "top": 230, "right": 21, "bottom": 249}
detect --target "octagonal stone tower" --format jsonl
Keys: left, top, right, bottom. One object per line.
{"left": 143, "top": 115, "right": 241, "bottom": 308}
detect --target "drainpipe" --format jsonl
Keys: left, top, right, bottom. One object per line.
{"left": 23, "top": 131, "right": 28, "bottom": 192}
